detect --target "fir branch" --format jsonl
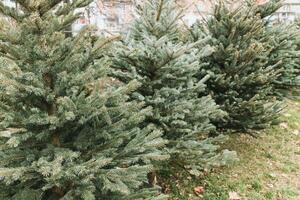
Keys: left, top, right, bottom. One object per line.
{"left": 0, "top": 2, "right": 25, "bottom": 22}
{"left": 15, "top": 0, "right": 31, "bottom": 12}
{"left": 38, "top": 0, "right": 62, "bottom": 16}
{"left": 156, "top": 0, "right": 164, "bottom": 21}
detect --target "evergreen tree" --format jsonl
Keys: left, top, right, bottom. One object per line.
{"left": 253, "top": 0, "right": 300, "bottom": 97}
{"left": 0, "top": 1, "right": 168, "bottom": 199}
{"left": 295, "top": 19, "right": 300, "bottom": 82}
{"left": 111, "top": 0, "right": 236, "bottom": 175}
{"left": 263, "top": 23, "right": 300, "bottom": 96}
{"left": 253, "top": 0, "right": 281, "bottom": 18}
{"left": 190, "top": 2, "right": 282, "bottom": 131}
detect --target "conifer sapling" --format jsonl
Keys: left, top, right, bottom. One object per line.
{"left": 111, "top": 0, "right": 237, "bottom": 175}
{"left": 0, "top": 1, "right": 168, "bottom": 199}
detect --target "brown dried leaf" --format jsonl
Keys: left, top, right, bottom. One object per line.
{"left": 194, "top": 186, "right": 204, "bottom": 196}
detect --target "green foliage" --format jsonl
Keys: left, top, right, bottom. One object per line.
{"left": 0, "top": 0, "right": 168, "bottom": 199}
{"left": 252, "top": 0, "right": 300, "bottom": 97}
{"left": 251, "top": 0, "right": 282, "bottom": 18}
{"left": 190, "top": 2, "right": 283, "bottom": 131}
{"left": 263, "top": 23, "right": 300, "bottom": 96}
{"left": 111, "top": 0, "right": 237, "bottom": 175}
{"left": 287, "top": 19, "right": 300, "bottom": 97}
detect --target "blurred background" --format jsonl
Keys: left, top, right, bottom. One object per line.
{"left": 2, "top": 0, "right": 300, "bottom": 34}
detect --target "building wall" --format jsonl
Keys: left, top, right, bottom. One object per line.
{"left": 73, "top": 0, "right": 300, "bottom": 34}
{"left": 73, "top": 0, "right": 215, "bottom": 35}
{"left": 270, "top": 0, "right": 300, "bottom": 22}
{"left": 2, "top": 0, "right": 300, "bottom": 34}
{"left": 0, "top": 0, "right": 216, "bottom": 34}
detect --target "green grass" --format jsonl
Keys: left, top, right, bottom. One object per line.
{"left": 161, "top": 100, "right": 300, "bottom": 200}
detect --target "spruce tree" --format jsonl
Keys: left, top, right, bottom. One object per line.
{"left": 295, "top": 20, "right": 300, "bottom": 82}
{"left": 263, "top": 23, "right": 300, "bottom": 96}
{"left": 253, "top": 0, "right": 281, "bottom": 18}
{"left": 253, "top": 0, "right": 300, "bottom": 97}
{"left": 190, "top": 2, "right": 282, "bottom": 131}
{"left": 111, "top": 0, "right": 236, "bottom": 175}
{"left": 0, "top": 1, "right": 168, "bottom": 199}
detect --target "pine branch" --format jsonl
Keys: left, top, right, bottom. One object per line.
{"left": 156, "top": 0, "right": 164, "bottom": 21}
{"left": 0, "top": 2, "right": 25, "bottom": 22}
{"left": 15, "top": 0, "right": 31, "bottom": 12}
{"left": 38, "top": 0, "right": 62, "bottom": 16}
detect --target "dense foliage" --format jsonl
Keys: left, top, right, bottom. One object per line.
{"left": 190, "top": 2, "right": 282, "bottom": 131}
{"left": 263, "top": 23, "right": 300, "bottom": 96}
{"left": 0, "top": 0, "right": 299, "bottom": 199}
{"left": 253, "top": 0, "right": 300, "bottom": 96}
{"left": 0, "top": 1, "right": 168, "bottom": 199}
{"left": 111, "top": 0, "right": 236, "bottom": 175}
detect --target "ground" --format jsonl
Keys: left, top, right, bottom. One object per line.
{"left": 161, "top": 100, "right": 300, "bottom": 200}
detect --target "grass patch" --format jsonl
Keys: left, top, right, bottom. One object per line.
{"left": 162, "top": 100, "right": 300, "bottom": 199}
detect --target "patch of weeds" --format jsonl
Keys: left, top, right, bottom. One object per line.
{"left": 166, "top": 100, "right": 300, "bottom": 199}
{"left": 248, "top": 191, "right": 265, "bottom": 200}
{"left": 201, "top": 180, "right": 228, "bottom": 200}
{"left": 202, "top": 192, "right": 228, "bottom": 200}
{"left": 277, "top": 186, "right": 299, "bottom": 199}
{"left": 281, "top": 161, "right": 299, "bottom": 173}
{"left": 226, "top": 181, "right": 248, "bottom": 193}
{"left": 262, "top": 152, "right": 275, "bottom": 160}
{"left": 251, "top": 180, "right": 263, "bottom": 192}
{"left": 274, "top": 143, "right": 282, "bottom": 149}
{"left": 264, "top": 191, "right": 274, "bottom": 199}
{"left": 264, "top": 173, "right": 278, "bottom": 181}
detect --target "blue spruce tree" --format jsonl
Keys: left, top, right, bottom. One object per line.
{"left": 253, "top": 0, "right": 300, "bottom": 97}
{"left": 190, "top": 1, "right": 283, "bottom": 131}
{"left": 111, "top": 0, "right": 236, "bottom": 176}
{"left": 0, "top": 0, "right": 168, "bottom": 199}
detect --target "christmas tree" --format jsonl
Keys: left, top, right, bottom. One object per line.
{"left": 263, "top": 23, "right": 300, "bottom": 96}
{"left": 295, "top": 20, "right": 300, "bottom": 88}
{"left": 0, "top": 1, "right": 168, "bottom": 199}
{"left": 111, "top": 0, "right": 236, "bottom": 175}
{"left": 249, "top": 0, "right": 300, "bottom": 97}
{"left": 190, "top": 2, "right": 282, "bottom": 131}
{"left": 253, "top": 0, "right": 281, "bottom": 18}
